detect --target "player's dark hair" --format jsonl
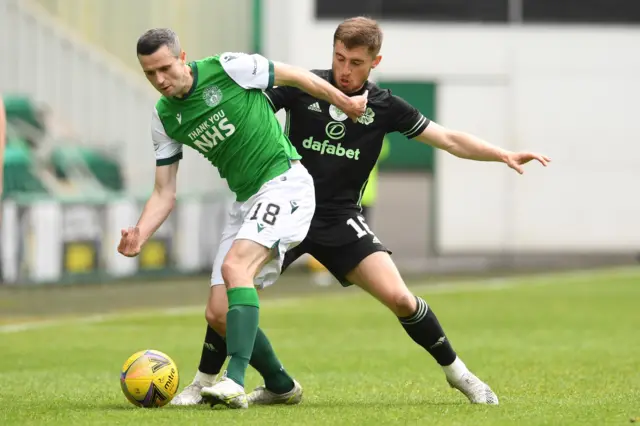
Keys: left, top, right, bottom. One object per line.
{"left": 334, "top": 17, "right": 383, "bottom": 56}
{"left": 136, "top": 28, "right": 181, "bottom": 57}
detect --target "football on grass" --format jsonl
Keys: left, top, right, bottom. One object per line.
{"left": 120, "top": 349, "right": 179, "bottom": 408}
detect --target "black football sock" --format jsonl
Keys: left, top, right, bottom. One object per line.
{"left": 199, "top": 324, "right": 294, "bottom": 393}
{"left": 398, "top": 296, "right": 457, "bottom": 366}
{"left": 198, "top": 325, "right": 227, "bottom": 375}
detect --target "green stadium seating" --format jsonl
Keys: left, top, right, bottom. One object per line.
{"left": 3, "top": 139, "right": 48, "bottom": 197}
{"left": 3, "top": 94, "right": 44, "bottom": 131}
{"left": 51, "top": 146, "right": 124, "bottom": 191}
{"left": 2, "top": 94, "right": 125, "bottom": 198}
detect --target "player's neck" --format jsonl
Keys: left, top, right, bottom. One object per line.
{"left": 176, "top": 66, "right": 195, "bottom": 98}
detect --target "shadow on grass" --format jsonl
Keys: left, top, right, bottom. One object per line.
{"left": 72, "top": 397, "right": 465, "bottom": 412}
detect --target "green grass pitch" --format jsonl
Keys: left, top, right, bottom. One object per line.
{"left": 1, "top": 268, "right": 639, "bottom": 425}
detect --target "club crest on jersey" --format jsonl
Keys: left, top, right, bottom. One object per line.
{"left": 329, "top": 105, "right": 348, "bottom": 122}
{"left": 357, "top": 108, "right": 375, "bottom": 126}
{"left": 203, "top": 86, "right": 223, "bottom": 107}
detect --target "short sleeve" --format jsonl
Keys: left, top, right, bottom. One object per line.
{"left": 387, "top": 95, "right": 431, "bottom": 139}
{"left": 263, "top": 86, "right": 298, "bottom": 112}
{"left": 151, "top": 108, "right": 183, "bottom": 166}
{"left": 220, "top": 52, "right": 274, "bottom": 90}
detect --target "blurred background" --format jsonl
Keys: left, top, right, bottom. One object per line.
{"left": 1, "top": 0, "right": 639, "bottom": 293}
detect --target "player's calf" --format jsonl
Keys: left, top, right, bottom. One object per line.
{"left": 220, "top": 240, "right": 271, "bottom": 387}
{"left": 205, "top": 283, "right": 229, "bottom": 335}
{"left": 398, "top": 296, "right": 458, "bottom": 367}
{"left": 347, "top": 253, "right": 459, "bottom": 365}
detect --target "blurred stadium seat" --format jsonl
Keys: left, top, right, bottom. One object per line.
{"left": 2, "top": 93, "right": 125, "bottom": 200}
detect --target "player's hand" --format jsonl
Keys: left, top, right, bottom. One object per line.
{"left": 118, "top": 226, "right": 143, "bottom": 257}
{"left": 344, "top": 90, "right": 369, "bottom": 122}
{"left": 505, "top": 151, "right": 551, "bottom": 174}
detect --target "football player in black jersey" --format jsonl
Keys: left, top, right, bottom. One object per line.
{"left": 173, "top": 17, "right": 550, "bottom": 407}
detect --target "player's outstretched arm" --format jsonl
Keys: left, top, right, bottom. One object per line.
{"left": 219, "top": 52, "right": 365, "bottom": 120}
{"left": 272, "top": 62, "right": 367, "bottom": 122}
{"left": 415, "top": 122, "right": 551, "bottom": 174}
{"left": 117, "top": 162, "right": 178, "bottom": 257}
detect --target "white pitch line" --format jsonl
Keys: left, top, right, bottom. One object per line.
{"left": 411, "top": 265, "right": 640, "bottom": 294}
{"left": 0, "top": 299, "right": 299, "bottom": 334}
{"left": 1, "top": 266, "right": 637, "bottom": 334}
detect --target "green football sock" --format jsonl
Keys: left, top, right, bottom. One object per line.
{"left": 250, "top": 328, "right": 295, "bottom": 394}
{"left": 225, "top": 287, "right": 260, "bottom": 387}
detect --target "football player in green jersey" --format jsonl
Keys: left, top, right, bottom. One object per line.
{"left": 117, "top": 28, "right": 368, "bottom": 409}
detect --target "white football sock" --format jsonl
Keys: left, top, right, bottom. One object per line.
{"left": 442, "top": 356, "right": 469, "bottom": 382}
{"left": 194, "top": 370, "right": 216, "bottom": 387}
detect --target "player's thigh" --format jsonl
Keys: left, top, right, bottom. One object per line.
{"left": 309, "top": 235, "right": 385, "bottom": 286}
{"left": 335, "top": 211, "right": 415, "bottom": 316}
{"left": 236, "top": 163, "right": 315, "bottom": 289}
{"left": 221, "top": 238, "right": 273, "bottom": 288}
{"left": 344, "top": 246, "right": 417, "bottom": 317}
{"left": 211, "top": 202, "right": 244, "bottom": 287}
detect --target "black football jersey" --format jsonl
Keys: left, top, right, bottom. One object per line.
{"left": 264, "top": 70, "right": 430, "bottom": 245}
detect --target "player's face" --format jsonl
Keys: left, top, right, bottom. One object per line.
{"left": 332, "top": 40, "right": 382, "bottom": 94}
{"left": 139, "top": 45, "right": 189, "bottom": 97}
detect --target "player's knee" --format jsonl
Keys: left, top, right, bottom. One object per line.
{"left": 220, "top": 256, "right": 245, "bottom": 286}
{"left": 204, "top": 305, "right": 227, "bottom": 336}
{"left": 391, "top": 291, "right": 417, "bottom": 318}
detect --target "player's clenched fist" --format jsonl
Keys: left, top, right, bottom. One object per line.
{"left": 118, "top": 226, "right": 142, "bottom": 257}
{"left": 343, "top": 89, "right": 369, "bottom": 122}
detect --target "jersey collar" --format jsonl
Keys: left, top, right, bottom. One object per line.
{"left": 174, "top": 61, "right": 199, "bottom": 101}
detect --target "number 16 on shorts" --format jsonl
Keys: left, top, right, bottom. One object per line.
{"left": 346, "top": 215, "right": 374, "bottom": 239}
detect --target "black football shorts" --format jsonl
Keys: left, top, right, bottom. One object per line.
{"left": 282, "top": 215, "right": 391, "bottom": 286}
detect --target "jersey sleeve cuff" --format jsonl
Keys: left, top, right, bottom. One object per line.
{"left": 267, "top": 61, "right": 275, "bottom": 89}
{"left": 156, "top": 152, "right": 183, "bottom": 166}
{"left": 403, "top": 116, "right": 430, "bottom": 139}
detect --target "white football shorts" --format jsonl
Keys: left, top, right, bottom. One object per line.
{"left": 210, "top": 161, "right": 315, "bottom": 289}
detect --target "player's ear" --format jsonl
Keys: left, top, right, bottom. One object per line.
{"left": 371, "top": 55, "right": 382, "bottom": 69}
{"left": 179, "top": 50, "right": 186, "bottom": 64}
